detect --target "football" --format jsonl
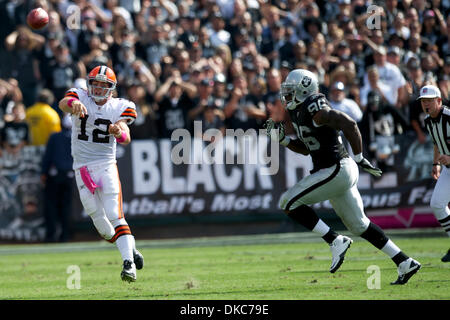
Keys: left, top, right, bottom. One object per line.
{"left": 27, "top": 8, "right": 49, "bottom": 30}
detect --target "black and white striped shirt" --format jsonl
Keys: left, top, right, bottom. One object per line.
{"left": 424, "top": 105, "right": 450, "bottom": 159}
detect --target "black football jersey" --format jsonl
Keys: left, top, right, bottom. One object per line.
{"left": 288, "top": 93, "right": 348, "bottom": 172}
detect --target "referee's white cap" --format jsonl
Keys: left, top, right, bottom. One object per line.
{"left": 417, "top": 85, "right": 441, "bottom": 100}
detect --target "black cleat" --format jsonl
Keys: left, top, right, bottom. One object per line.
{"left": 133, "top": 248, "right": 144, "bottom": 270}
{"left": 441, "top": 249, "right": 450, "bottom": 262}
{"left": 390, "top": 258, "right": 421, "bottom": 285}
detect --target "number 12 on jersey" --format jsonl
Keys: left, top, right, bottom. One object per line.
{"left": 78, "top": 115, "right": 112, "bottom": 143}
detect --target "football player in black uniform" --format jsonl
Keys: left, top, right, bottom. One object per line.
{"left": 265, "top": 69, "right": 421, "bottom": 284}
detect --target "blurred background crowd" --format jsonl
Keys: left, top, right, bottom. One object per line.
{"left": 0, "top": 0, "right": 449, "bottom": 166}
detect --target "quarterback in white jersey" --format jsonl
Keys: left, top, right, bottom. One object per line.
{"left": 59, "top": 65, "right": 143, "bottom": 282}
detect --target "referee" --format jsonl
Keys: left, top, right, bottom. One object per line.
{"left": 419, "top": 85, "right": 450, "bottom": 262}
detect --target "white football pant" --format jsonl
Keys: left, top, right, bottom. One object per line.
{"left": 279, "top": 157, "right": 371, "bottom": 235}
{"left": 75, "top": 162, "right": 129, "bottom": 241}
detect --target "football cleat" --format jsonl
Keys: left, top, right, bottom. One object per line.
{"left": 133, "top": 248, "right": 144, "bottom": 270}
{"left": 390, "top": 258, "right": 421, "bottom": 285}
{"left": 329, "top": 235, "right": 353, "bottom": 273}
{"left": 441, "top": 249, "right": 450, "bottom": 262}
{"left": 121, "top": 260, "right": 136, "bottom": 282}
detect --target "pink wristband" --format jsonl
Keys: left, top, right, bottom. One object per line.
{"left": 115, "top": 131, "right": 127, "bottom": 143}
{"left": 67, "top": 98, "right": 76, "bottom": 108}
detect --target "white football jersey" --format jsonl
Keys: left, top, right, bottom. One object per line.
{"left": 65, "top": 88, "right": 137, "bottom": 170}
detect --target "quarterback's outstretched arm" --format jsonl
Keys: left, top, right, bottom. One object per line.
{"left": 59, "top": 96, "right": 87, "bottom": 118}
{"left": 109, "top": 119, "right": 131, "bottom": 145}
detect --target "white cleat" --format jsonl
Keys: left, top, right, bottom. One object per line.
{"left": 121, "top": 260, "right": 137, "bottom": 282}
{"left": 391, "top": 258, "right": 421, "bottom": 285}
{"left": 329, "top": 235, "right": 353, "bottom": 273}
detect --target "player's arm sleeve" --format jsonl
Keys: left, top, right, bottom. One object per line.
{"left": 64, "top": 88, "right": 80, "bottom": 100}
{"left": 118, "top": 102, "right": 138, "bottom": 125}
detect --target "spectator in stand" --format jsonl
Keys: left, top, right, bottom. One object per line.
{"left": 76, "top": 9, "right": 106, "bottom": 58}
{"left": 44, "top": 42, "right": 85, "bottom": 103}
{"left": 154, "top": 71, "right": 196, "bottom": 138}
{"left": 0, "top": 78, "right": 23, "bottom": 131}
{"left": 359, "top": 91, "right": 409, "bottom": 171}
{"left": 4, "top": 27, "right": 45, "bottom": 107}
{"left": 25, "top": 89, "right": 61, "bottom": 146}
{"left": 260, "top": 20, "right": 292, "bottom": 70}
{"left": 194, "top": 99, "right": 226, "bottom": 141}
{"left": 211, "top": 72, "right": 228, "bottom": 106}
{"left": 138, "top": 23, "right": 169, "bottom": 66}
{"left": 360, "top": 65, "right": 398, "bottom": 109}
{"left": 1, "top": 102, "right": 29, "bottom": 150}
{"left": 438, "top": 56, "right": 450, "bottom": 104}
{"left": 224, "top": 73, "right": 266, "bottom": 130}
{"left": 262, "top": 68, "right": 282, "bottom": 109}
{"left": 41, "top": 113, "right": 74, "bottom": 243}
{"left": 363, "top": 45, "right": 408, "bottom": 110}
{"left": 125, "top": 81, "right": 159, "bottom": 139}
{"left": 328, "top": 81, "right": 363, "bottom": 123}
{"left": 80, "top": 34, "right": 112, "bottom": 72}
{"left": 437, "top": 15, "right": 450, "bottom": 57}
{"left": 208, "top": 11, "right": 231, "bottom": 49}
{"left": 115, "top": 41, "right": 156, "bottom": 95}
{"left": 420, "top": 9, "right": 445, "bottom": 45}
{"left": 387, "top": 46, "right": 402, "bottom": 67}
{"left": 188, "top": 77, "right": 216, "bottom": 123}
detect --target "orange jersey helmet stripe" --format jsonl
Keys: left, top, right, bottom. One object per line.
{"left": 120, "top": 110, "right": 137, "bottom": 118}
{"left": 65, "top": 91, "right": 79, "bottom": 99}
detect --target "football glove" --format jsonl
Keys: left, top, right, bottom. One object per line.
{"left": 264, "top": 118, "right": 290, "bottom": 146}
{"left": 357, "top": 157, "right": 382, "bottom": 177}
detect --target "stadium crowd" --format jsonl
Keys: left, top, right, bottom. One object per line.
{"left": 0, "top": 0, "right": 449, "bottom": 161}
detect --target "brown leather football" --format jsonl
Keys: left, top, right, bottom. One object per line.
{"left": 27, "top": 8, "right": 49, "bottom": 30}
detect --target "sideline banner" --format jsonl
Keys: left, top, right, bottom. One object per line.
{"left": 75, "top": 133, "right": 440, "bottom": 229}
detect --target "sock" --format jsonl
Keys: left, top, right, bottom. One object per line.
{"left": 312, "top": 220, "right": 338, "bottom": 244}
{"left": 116, "top": 234, "right": 134, "bottom": 262}
{"left": 392, "top": 251, "right": 409, "bottom": 266}
{"left": 438, "top": 216, "right": 450, "bottom": 237}
{"left": 361, "top": 222, "right": 409, "bottom": 265}
{"left": 288, "top": 205, "right": 337, "bottom": 244}
{"left": 322, "top": 229, "right": 339, "bottom": 244}
{"left": 359, "top": 222, "right": 389, "bottom": 249}
{"left": 380, "top": 239, "right": 402, "bottom": 258}
{"left": 287, "top": 205, "right": 320, "bottom": 230}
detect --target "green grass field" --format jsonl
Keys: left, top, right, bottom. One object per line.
{"left": 0, "top": 230, "right": 449, "bottom": 300}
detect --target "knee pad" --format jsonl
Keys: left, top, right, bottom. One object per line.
{"left": 430, "top": 198, "right": 449, "bottom": 221}
{"left": 89, "top": 210, "right": 115, "bottom": 240}
{"left": 101, "top": 193, "right": 124, "bottom": 222}
{"left": 279, "top": 192, "right": 289, "bottom": 212}
{"left": 279, "top": 191, "right": 304, "bottom": 212}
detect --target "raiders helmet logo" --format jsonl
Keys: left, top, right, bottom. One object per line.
{"left": 301, "top": 76, "right": 312, "bottom": 87}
